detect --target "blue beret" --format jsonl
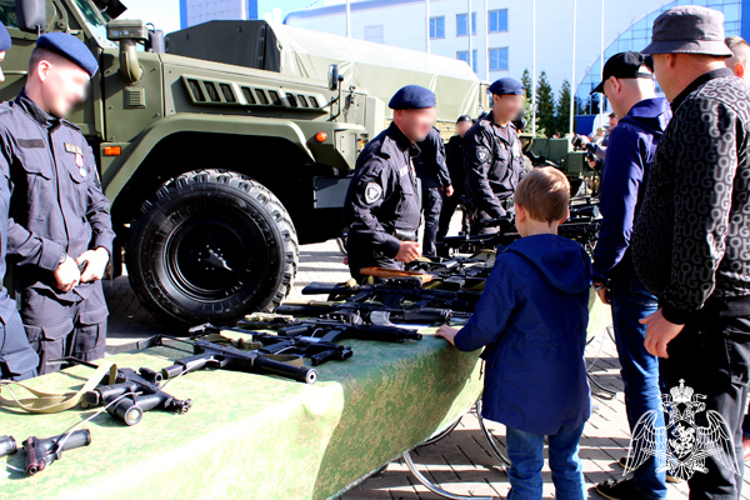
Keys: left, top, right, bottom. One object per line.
{"left": 0, "top": 23, "right": 11, "bottom": 52}
{"left": 37, "top": 33, "right": 98, "bottom": 77}
{"left": 489, "top": 78, "right": 525, "bottom": 96}
{"left": 388, "top": 85, "right": 436, "bottom": 110}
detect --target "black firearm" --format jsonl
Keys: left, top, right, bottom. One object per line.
{"left": 85, "top": 366, "right": 192, "bottom": 426}
{"left": 276, "top": 300, "right": 456, "bottom": 325}
{"left": 188, "top": 322, "right": 354, "bottom": 367}
{"left": 159, "top": 333, "right": 319, "bottom": 385}
{"left": 438, "top": 201, "right": 601, "bottom": 255}
{"left": 23, "top": 429, "right": 91, "bottom": 475}
{"left": 301, "top": 281, "right": 481, "bottom": 314}
{"left": 236, "top": 315, "right": 423, "bottom": 353}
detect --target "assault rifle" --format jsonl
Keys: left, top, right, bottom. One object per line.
{"left": 300, "top": 281, "right": 481, "bottom": 314}
{"left": 437, "top": 200, "right": 601, "bottom": 256}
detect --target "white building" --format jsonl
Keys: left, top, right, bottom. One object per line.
{"left": 285, "top": 0, "right": 746, "bottom": 119}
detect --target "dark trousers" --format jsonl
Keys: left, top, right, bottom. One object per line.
{"left": 346, "top": 235, "right": 403, "bottom": 284}
{"left": 661, "top": 308, "right": 750, "bottom": 499}
{"left": 22, "top": 282, "right": 108, "bottom": 375}
{"left": 609, "top": 272, "right": 667, "bottom": 499}
{"left": 421, "top": 186, "right": 442, "bottom": 257}
{"left": 437, "top": 193, "right": 470, "bottom": 239}
{"left": 0, "top": 297, "right": 38, "bottom": 381}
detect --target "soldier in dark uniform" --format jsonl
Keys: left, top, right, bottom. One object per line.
{"left": 2, "top": 33, "right": 115, "bottom": 374}
{"left": 438, "top": 114, "right": 474, "bottom": 239}
{"left": 0, "top": 22, "right": 40, "bottom": 381}
{"left": 344, "top": 85, "right": 437, "bottom": 281}
{"left": 464, "top": 78, "right": 528, "bottom": 234}
{"left": 414, "top": 126, "right": 452, "bottom": 257}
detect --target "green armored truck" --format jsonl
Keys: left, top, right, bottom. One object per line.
{"left": 0, "top": 0, "right": 486, "bottom": 326}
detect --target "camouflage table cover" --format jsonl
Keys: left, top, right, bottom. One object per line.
{"left": 1, "top": 294, "right": 610, "bottom": 500}
{"left": 0, "top": 332, "right": 483, "bottom": 500}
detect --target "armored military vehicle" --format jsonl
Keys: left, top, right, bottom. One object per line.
{"left": 0, "top": 0, "right": 486, "bottom": 326}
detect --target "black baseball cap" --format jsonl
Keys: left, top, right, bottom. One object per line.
{"left": 591, "top": 51, "right": 654, "bottom": 94}
{"left": 456, "top": 115, "right": 473, "bottom": 124}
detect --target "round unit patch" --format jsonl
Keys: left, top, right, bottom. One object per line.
{"left": 476, "top": 146, "right": 490, "bottom": 163}
{"left": 364, "top": 182, "right": 383, "bottom": 204}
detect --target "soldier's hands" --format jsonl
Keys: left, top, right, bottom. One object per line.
{"left": 54, "top": 256, "right": 81, "bottom": 292}
{"left": 641, "top": 308, "right": 685, "bottom": 358}
{"left": 445, "top": 185, "right": 454, "bottom": 197}
{"left": 395, "top": 241, "right": 421, "bottom": 263}
{"left": 77, "top": 247, "right": 110, "bottom": 283}
{"left": 435, "top": 325, "right": 459, "bottom": 346}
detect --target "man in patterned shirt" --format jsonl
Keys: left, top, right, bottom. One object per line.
{"left": 633, "top": 6, "right": 750, "bottom": 499}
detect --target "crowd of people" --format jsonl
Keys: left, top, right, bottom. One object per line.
{"left": 345, "top": 5, "right": 750, "bottom": 500}
{"left": 2, "top": 4, "right": 750, "bottom": 500}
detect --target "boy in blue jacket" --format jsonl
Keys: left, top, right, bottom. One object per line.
{"left": 437, "top": 167, "right": 592, "bottom": 500}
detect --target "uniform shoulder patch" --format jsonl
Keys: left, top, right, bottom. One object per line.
{"left": 476, "top": 146, "right": 491, "bottom": 163}
{"left": 364, "top": 182, "right": 383, "bottom": 204}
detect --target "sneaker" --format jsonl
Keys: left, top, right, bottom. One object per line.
{"left": 617, "top": 456, "right": 681, "bottom": 484}
{"left": 596, "top": 479, "right": 649, "bottom": 500}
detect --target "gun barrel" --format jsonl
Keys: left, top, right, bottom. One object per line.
{"left": 254, "top": 356, "right": 318, "bottom": 384}
{"left": 23, "top": 429, "right": 91, "bottom": 475}
{"left": 0, "top": 435, "right": 17, "bottom": 457}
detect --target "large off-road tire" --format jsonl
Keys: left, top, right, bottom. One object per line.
{"left": 126, "top": 169, "right": 298, "bottom": 326}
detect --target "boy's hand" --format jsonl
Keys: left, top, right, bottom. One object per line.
{"left": 435, "top": 325, "right": 459, "bottom": 346}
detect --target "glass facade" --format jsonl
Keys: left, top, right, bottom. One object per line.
{"left": 575, "top": 0, "right": 743, "bottom": 115}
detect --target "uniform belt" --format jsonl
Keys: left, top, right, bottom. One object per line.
{"left": 391, "top": 228, "right": 418, "bottom": 242}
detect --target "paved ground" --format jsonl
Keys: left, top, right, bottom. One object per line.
{"left": 104, "top": 233, "right": 750, "bottom": 499}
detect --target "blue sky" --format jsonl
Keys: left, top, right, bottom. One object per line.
{"left": 120, "top": 0, "right": 314, "bottom": 34}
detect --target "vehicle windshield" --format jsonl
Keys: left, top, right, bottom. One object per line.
{"left": 0, "top": 0, "right": 18, "bottom": 28}
{"left": 72, "top": 0, "right": 116, "bottom": 47}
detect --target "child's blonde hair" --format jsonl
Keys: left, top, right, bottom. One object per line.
{"left": 514, "top": 167, "right": 570, "bottom": 224}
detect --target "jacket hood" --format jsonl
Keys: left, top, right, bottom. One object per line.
{"left": 507, "top": 234, "right": 592, "bottom": 294}
{"left": 618, "top": 97, "right": 671, "bottom": 138}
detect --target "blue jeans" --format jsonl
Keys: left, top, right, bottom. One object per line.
{"left": 609, "top": 271, "right": 667, "bottom": 500}
{"left": 505, "top": 424, "right": 586, "bottom": 500}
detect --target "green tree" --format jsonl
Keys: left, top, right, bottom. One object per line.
{"left": 554, "top": 79, "right": 573, "bottom": 136}
{"left": 535, "top": 71, "right": 555, "bottom": 138}
{"left": 520, "top": 69, "right": 535, "bottom": 133}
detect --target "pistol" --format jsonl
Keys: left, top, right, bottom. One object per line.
{"left": 23, "top": 429, "right": 91, "bottom": 475}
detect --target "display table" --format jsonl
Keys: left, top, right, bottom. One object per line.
{"left": 1, "top": 332, "right": 483, "bottom": 500}
{"left": 1, "top": 293, "right": 610, "bottom": 500}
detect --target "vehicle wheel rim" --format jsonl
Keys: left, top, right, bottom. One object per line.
{"left": 165, "top": 215, "right": 259, "bottom": 303}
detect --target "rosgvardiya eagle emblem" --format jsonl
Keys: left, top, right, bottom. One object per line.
{"left": 624, "top": 379, "right": 740, "bottom": 481}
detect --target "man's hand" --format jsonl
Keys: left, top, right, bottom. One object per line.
{"left": 54, "top": 256, "right": 81, "bottom": 293}
{"left": 76, "top": 247, "right": 110, "bottom": 283}
{"left": 435, "top": 325, "right": 459, "bottom": 346}
{"left": 641, "top": 308, "right": 685, "bottom": 358}
{"left": 395, "top": 241, "right": 421, "bottom": 263}
{"left": 587, "top": 158, "right": 598, "bottom": 169}
{"left": 445, "top": 185, "right": 455, "bottom": 197}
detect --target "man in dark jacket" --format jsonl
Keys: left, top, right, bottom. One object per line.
{"left": 2, "top": 34, "right": 115, "bottom": 374}
{"left": 590, "top": 51, "right": 671, "bottom": 500}
{"left": 463, "top": 78, "right": 527, "bottom": 234}
{"left": 438, "top": 115, "right": 473, "bottom": 239}
{"left": 344, "top": 85, "right": 435, "bottom": 281}
{"left": 632, "top": 6, "right": 750, "bottom": 498}
{"left": 0, "top": 22, "right": 39, "bottom": 381}
{"left": 415, "top": 127, "right": 452, "bottom": 256}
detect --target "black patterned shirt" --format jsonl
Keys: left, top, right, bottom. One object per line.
{"left": 632, "top": 68, "right": 750, "bottom": 324}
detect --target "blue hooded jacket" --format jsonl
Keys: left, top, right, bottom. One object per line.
{"left": 454, "top": 234, "right": 592, "bottom": 435}
{"left": 592, "top": 97, "right": 671, "bottom": 282}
